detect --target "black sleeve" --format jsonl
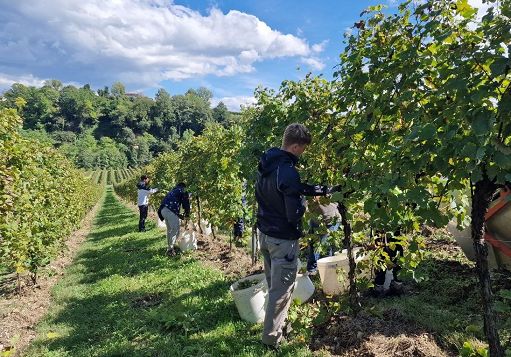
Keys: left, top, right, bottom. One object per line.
{"left": 301, "top": 183, "right": 328, "bottom": 196}
{"left": 276, "top": 165, "right": 306, "bottom": 224}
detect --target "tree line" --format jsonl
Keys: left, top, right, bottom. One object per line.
{"left": 0, "top": 81, "right": 236, "bottom": 169}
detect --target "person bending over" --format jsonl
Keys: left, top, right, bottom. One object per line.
{"left": 158, "top": 183, "right": 190, "bottom": 256}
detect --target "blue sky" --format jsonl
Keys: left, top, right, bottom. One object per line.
{"left": 159, "top": 0, "right": 383, "bottom": 105}
{"left": 0, "top": 0, "right": 487, "bottom": 110}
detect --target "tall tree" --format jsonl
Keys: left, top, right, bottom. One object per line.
{"left": 212, "top": 101, "right": 230, "bottom": 126}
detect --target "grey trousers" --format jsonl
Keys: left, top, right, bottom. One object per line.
{"left": 259, "top": 231, "right": 299, "bottom": 347}
{"left": 161, "top": 207, "right": 180, "bottom": 249}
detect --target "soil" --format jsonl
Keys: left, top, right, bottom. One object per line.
{"left": 132, "top": 293, "right": 163, "bottom": 309}
{"left": 194, "top": 232, "right": 263, "bottom": 279}
{"left": 309, "top": 231, "right": 466, "bottom": 357}
{"left": 0, "top": 197, "right": 103, "bottom": 357}
{"left": 311, "top": 309, "right": 450, "bottom": 357}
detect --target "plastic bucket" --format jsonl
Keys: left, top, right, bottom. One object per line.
{"left": 200, "top": 219, "right": 212, "bottom": 236}
{"left": 230, "top": 273, "right": 268, "bottom": 323}
{"left": 317, "top": 248, "right": 364, "bottom": 295}
{"left": 292, "top": 273, "right": 315, "bottom": 304}
{"left": 156, "top": 217, "right": 166, "bottom": 230}
{"left": 178, "top": 231, "right": 197, "bottom": 252}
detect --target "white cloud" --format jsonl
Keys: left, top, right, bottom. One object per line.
{"left": 211, "top": 95, "right": 256, "bottom": 111}
{"left": 0, "top": 0, "right": 323, "bottom": 89}
{"left": 300, "top": 57, "right": 326, "bottom": 71}
{"left": 0, "top": 72, "right": 46, "bottom": 89}
{"left": 312, "top": 40, "right": 328, "bottom": 53}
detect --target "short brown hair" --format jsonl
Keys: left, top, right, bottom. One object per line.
{"left": 282, "top": 123, "right": 312, "bottom": 147}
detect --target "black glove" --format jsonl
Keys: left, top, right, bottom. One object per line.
{"left": 157, "top": 207, "right": 164, "bottom": 221}
{"left": 327, "top": 184, "right": 343, "bottom": 194}
{"left": 177, "top": 213, "right": 185, "bottom": 220}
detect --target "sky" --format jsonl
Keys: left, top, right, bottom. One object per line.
{"left": 0, "top": 0, "right": 491, "bottom": 111}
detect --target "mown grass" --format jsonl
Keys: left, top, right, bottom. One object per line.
{"left": 26, "top": 187, "right": 312, "bottom": 357}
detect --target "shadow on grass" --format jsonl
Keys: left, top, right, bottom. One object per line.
{"left": 27, "top": 188, "right": 290, "bottom": 357}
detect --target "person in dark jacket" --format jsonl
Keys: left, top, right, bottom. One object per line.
{"left": 157, "top": 183, "right": 191, "bottom": 256}
{"left": 256, "top": 123, "right": 340, "bottom": 349}
{"left": 137, "top": 175, "right": 158, "bottom": 232}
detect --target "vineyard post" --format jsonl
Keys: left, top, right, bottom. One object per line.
{"left": 251, "top": 202, "right": 258, "bottom": 265}
{"left": 337, "top": 202, "right": 360, "bottom": 315}
{"left": 196, "top": 195, "right": 203, "bottom": 234}
{"left": 472, "top": 176, "right": 503, "bottom": 357}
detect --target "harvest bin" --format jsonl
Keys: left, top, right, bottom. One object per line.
{"left": 230, "top": 273, "right": 268, "bottom": 323}
{"left": 230, "top": 272, "right": 313, "bottom": 322}
{"left": 317, "top": 248, "right": 367, "bottom": 295}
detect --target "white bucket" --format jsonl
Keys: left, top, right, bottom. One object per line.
{"left": 178, "top": 231, "right": 197, "bottom": 252}
{"left": 230, "top": 273, "right": 268, "bottom": 323}
{"left": 156, "top": 217, "right": 166, "bottom": 230}
{"left": 200, "top": 219, "right": 212, "bottom": 236}
{"left": 317, "top": 248, "right": 364, "bottom": 295}
{"left": 292, "top": 273, "right": 315, "bottom": 304}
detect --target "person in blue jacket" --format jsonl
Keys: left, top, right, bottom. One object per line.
{"left": 255, "top": 123, "right": 340, "bottom": 350}
{"left": 157, "top": 183, "right": 191, "bottom": 256}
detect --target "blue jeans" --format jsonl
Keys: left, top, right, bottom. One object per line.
{"left": 306, "top": 223, "right": 339, "bottom": 272}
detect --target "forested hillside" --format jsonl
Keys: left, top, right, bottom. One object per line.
{"left": 0, "top": 81, "right": 236, "bottom": 169}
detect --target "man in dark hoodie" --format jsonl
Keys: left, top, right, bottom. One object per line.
{"left": 256, "top": 123, "right": 339, "bottom": 349}
{"left": 137, "top": 175, "right": 158, "bottom": 232}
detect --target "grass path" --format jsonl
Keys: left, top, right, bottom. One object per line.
{"left": 26, "top": 188, "right": 311, "bottom": 357}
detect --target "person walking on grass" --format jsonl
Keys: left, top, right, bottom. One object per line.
{"left": 255, "top": 123, "right": 341, "bottom": 350}
{"left": 137, "top": 175, "right": 158, "bottom": 232}
{"left": 157, "top": 182, "right": 190, "bottom": 256}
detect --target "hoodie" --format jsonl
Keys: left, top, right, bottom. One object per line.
{"left": 255, "top": 147, "right": 328, "bottom": 240}
{"left": 159, "top": 185, "right": 191, "bottom": 217}
{"left": 137, "top": 181, "right": 158, "bottom": 206}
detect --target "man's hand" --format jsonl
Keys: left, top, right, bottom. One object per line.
{"left": 327, "top": 184, "right": 343, "bottom": 194}
{"left": 157, "top": 208, "right": 164, "bottom": 221}
{"left": 177, "top": 213, "right": 185, "bottom": 220}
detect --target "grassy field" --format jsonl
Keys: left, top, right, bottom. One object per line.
{"left": 25, "top": 188, "right": 311, "bottom": 357}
